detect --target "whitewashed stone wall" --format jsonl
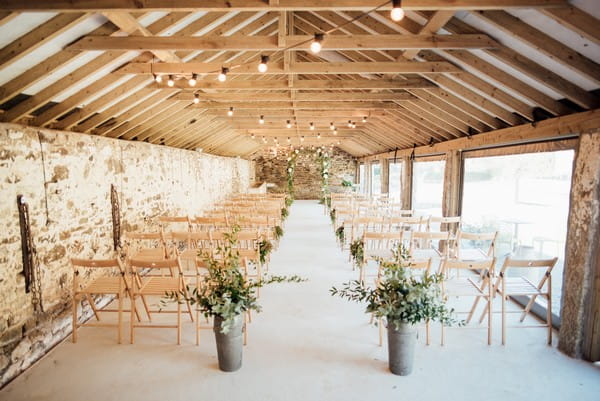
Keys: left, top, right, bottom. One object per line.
{"left": 0, "top": 123, "right": 250, "bottom": 387}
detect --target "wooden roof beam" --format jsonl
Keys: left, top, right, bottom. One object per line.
{"left": 69, "top": 34, "right": 499, "bottom": 51}
{"left": 0, "top": 1, "right": 569, "bottom": 12}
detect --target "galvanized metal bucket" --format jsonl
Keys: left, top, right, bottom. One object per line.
{"left": 213, "top": 314, "right": 244, "bottom": 372}
{"left": 387, "top": 322, "right": 417, "bottom": 376}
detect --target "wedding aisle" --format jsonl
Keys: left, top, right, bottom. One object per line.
{"left": 1, "top": 201, "right": 598, "bottom": 401}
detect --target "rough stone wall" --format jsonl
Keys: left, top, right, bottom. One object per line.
{"left": 254, "top": 147, "right": 357, "bottom": 199}
{"left": 0, "top": 123, "right": 250, "bottom": 387}
{"left": 559, "top": 132, "right": 600, "bottom": 358}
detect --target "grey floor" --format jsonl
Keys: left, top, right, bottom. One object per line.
{"left": 1, "top": 200, "right": 599, "bottom": 401}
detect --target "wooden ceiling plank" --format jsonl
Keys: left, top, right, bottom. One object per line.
{"left": 474, "top": 10, "right": 600, "bottom": 85}
{"left": 540, "top": 6, "right": 600, "bottom": 46}
{"left": 166, "top": 78, "right": 435, "bottom": 90}
{"left": 0, "top": 13, "right": 90, "bottom": 70}
{"left": 402, "top": 10, "right": 455, "bottom": 59}
{"left": 175, "top": 92, "right": 416, "bottom": 101}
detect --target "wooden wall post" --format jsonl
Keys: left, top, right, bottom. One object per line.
{"left": 381, "top": 156, "right": 389, "bottom": 195}
{"left": 559, "top": 131, "right": 600, "bottom": 361}
{"left": 402, "top": 156, "right": 412, "bottom": 210}
{"left": 442, "top": 150, "right": 462, "bottom": 217}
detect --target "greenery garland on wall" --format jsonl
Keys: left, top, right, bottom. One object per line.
{"left": 315, "top": 148, "right": 331, "bottom": 206}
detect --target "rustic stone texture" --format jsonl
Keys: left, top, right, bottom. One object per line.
{"left": 558, "top": 132, "right": 600, "bottom": 359}
{"left": 0, "top": 123, "right": 250, "bottom": 387}
{"left": 254, "top": 147, "right": 357, "bottom": 199}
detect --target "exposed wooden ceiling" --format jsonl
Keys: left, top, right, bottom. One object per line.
{"left": 0, "top": 1, "right": 598, "bottom": 157}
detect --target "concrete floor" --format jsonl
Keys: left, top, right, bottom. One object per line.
{"left": 2, "top": 200, "right": 599, "bottom": 401}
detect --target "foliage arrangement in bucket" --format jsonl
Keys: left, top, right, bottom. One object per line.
{"left": 164, "top": 226, "right": 304, "bottom": 370}
{"left": 330, "top": 246, "right": 459, "bottom": 375}
{"left": 315, "top": 148, "right": 331, "bottom": 205}
{"left": 286, "top": 150, "right": 298, "bottom": 202}
{"left": 335, "top": 225, "right": 345, "bottom": 246}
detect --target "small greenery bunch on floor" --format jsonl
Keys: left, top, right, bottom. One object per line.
{"left": 335, "top": 225, "right": 345, "bottom": 246}
{"left": 329, "top": 208, "right": 336, "bottom": 225}
{"left": 163, "top": 225, "right": 305, "bottom": 333}
{"left": 349, "top": 238, "right": 364, "bottom": 269}
{"left": 331, "top": 246, "right": 459, "bottom": 330}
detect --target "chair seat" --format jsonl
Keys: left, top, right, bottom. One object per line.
{"left": 411, "top": 248, "right": 442, "bottom": 259}
{"left": 81, "top": 277, "right": 123, "bottom": 294}
{"left": 502, "top": 277, "right": 543, "bottom": 296}
{"left": 138, "top": 277, "right": 180, "bottom": 294}
{"left": 445, "top": 278, "right": 486, "bottom": 296}
{"left": 364, "top": 249, "right": 393, "bottom": 260}
{"left": 456, "top": 248, "right": 488, "bottom": 261}
{"left": 131, "top": 248, "right": 166, "bottom": 260}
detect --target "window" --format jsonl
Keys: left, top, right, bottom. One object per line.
{"left": 461, "top": 149, "right": 574, "bottom": 318}
{"left": 388, "top": 160, "right": 403, "bottom": 202}
{"left": 358, "top": 163, "right": 366, "bottom": 194}
{"left": 412, "top": 159, "right": 445, "bottom": 217}
{"left": 371, "top": 162, "right": 381, "bottom": 195}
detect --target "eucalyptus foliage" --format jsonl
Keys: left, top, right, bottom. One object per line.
{"left": 281, "top": 207, "right": 289, "bottom": 220}
{"left": 259, "top": 239, "right": 273, "bottom": 265}
{"left": 329, "top": 208, "right": 336, "bottom": 225}
{"left": 349, "top": 239, "right": 364, "bottom": 269}
{"left": 335, "top": 225, "right": 345, "bottom": 245}
{"left": 331, "top": 246, "right": 460, "bottom": 330}
{"left": 163, "top": 226, "right": 304, "bottom": 334}
{"left": 273, "top": 225, "right": 284, "bottom": 241}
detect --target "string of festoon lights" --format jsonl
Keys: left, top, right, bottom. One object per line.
{"left": 152, "top": 0, "right": 406, "bottom": 145}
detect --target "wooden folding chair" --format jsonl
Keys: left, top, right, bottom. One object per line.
{"left": 488, "top": 257, "right": 558, "bottom": 345}
{"left": 374, "top": 258, "right": 433, "bottom": 346}
{"left": 440, "top": 258, "right": 496, "bottom": 345}
{"left": 409, "top": 231, "right": 451, "bottom": 260}
{"left": 453, "top": 230, "right": 498, "bottom": 261}
{"left": 158, "top": 215, "right": 191, "bottom": 232}
{"left": 129, "top": 257, "right": 193, "bottom": 344}
{"left": 360, "top": 230, "right": 404, "bottom": 283}
{"left": 124, "top": 231, "right": 168, "bottom": 261}
{"left": 71, "top": 258, "right": 130, "bottom": 344}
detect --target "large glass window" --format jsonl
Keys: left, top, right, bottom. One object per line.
{"left": 461, "top": 150, "right": 574, "bottom": 317}
{"left": 371, "top": 162, "right": 381, "bottom": 195}
{"left": 388, "top": 160, "right": 403, "bottom": 202}
{"left": 412, "top": 159, "right": 445, "bottom": 216}
{"left": 358, "top": 163, "right": 366, "bottom": 194}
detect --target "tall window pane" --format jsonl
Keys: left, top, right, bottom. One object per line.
{"left": 388, "top": 160, "right": 403, "bottom": 202}
{"left": 461, "top": 150, "right": 574, "bottom": 317}
{"left": 412, "top": 159, "right": 445, "bottom": 216}
{"left": 371, "top": 162, "right": 381, "bottom": 195}
{"left": 359, "top": 163, "right": 366, "bottom": 193}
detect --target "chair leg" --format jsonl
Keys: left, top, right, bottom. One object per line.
{"left": 487, "top": 295, "right": 492, "bottom": 346}
{"left": 426, "top": 320, "right": 430, "bottom": 346}
{"left": 501, "top": 294, "right": 506, "bottom": 346}
{"left": 243, "top": 313, "right": 248, "bottom": 346}
{"left": 72, "top": 294, "right": 78, "bottom": 343}
{"left": 130, "top": 294, "right": 136, "bottom": 344}
{"left": 547, "top": 293, "right": 552, "bottom": 345}
{"left": 519, "top": 294, "right": 539, "bottom": 323}
{"left": 177, "top": 293, "right": 182, "bottom": 345}
{"left": 441, "top": 323, "right": 445, "bottom": 346}
{"left": 140, "top": 294, "right": 152, "bottom": 322}
{"left": 117, "top": 291, "right": 123, "bottom": 344}
{"left": 378, "top": 318, "right": 383, "bottom": 347}
{"left": 182, "top": 284, "right": 195, "bottom": 322}
{"left": 86, "top": 294, "right": 101, "bottom": 321}
{"left": 196, "top": 309, "right": 200, "bottom": 346}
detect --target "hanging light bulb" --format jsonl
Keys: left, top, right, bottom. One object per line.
{"left": 329, "top": 122, "right": 335, "bottom": 130}
{"left": 228, "top": 106, "right": 234, "bottom": 116}
{"left": 167, "top": 75, "right": 174, "bottom": 87}
{"left": 300, "top": 136, "right": 305, "bottom": 142}
{"left": 154, "top": 74, "right": 162, "bottom": 83}
{"left": 362, "top": 116, "right": 367, "bottom": 123}
{"left": 337, "top": 140, "right": 341, "bottom": 145}
{"left": 251, "top": 133, "right": 255, "bottom": 139}
{"left": 188, "top": 73, "right": 197, "bottom": 87}
{"left": 309, "top": 122, "right": 315, "bottom": 130}
{"left": 333, "top": 129, "right": 337, "bottom": 136}
{"left": 317, "top": 132, "right": 321, "bottom": 139}
{"left": 258, "top": 55, "right": 269, "bottom": 73}
{"left": 287, "top": 137, "right": 291, "bottom": 143}
{"left": 262, "top": 136, "right": 267, "bottom": 143}
{"left": 286, "top": 120, "right": 292, "bottom": 129}
{"left": 347, "top": 120, "right": 352, "bottom": 128}
{"left": 390, "top": 0, "right": 405, "bottom": 22}
{"left": 259, "top": 115, "right": 265, "bottom": 124}
{"left": 193, "top": 94, "right": 200, "bottom": 104}
{"left": 218, "top": 67, "right": 228, "bottom": 82}
{"left": 351, "top": 122, "right": 357, "bottom": 128}
{"left": 310, "top": 33, "right": 324, "bottom": 54}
